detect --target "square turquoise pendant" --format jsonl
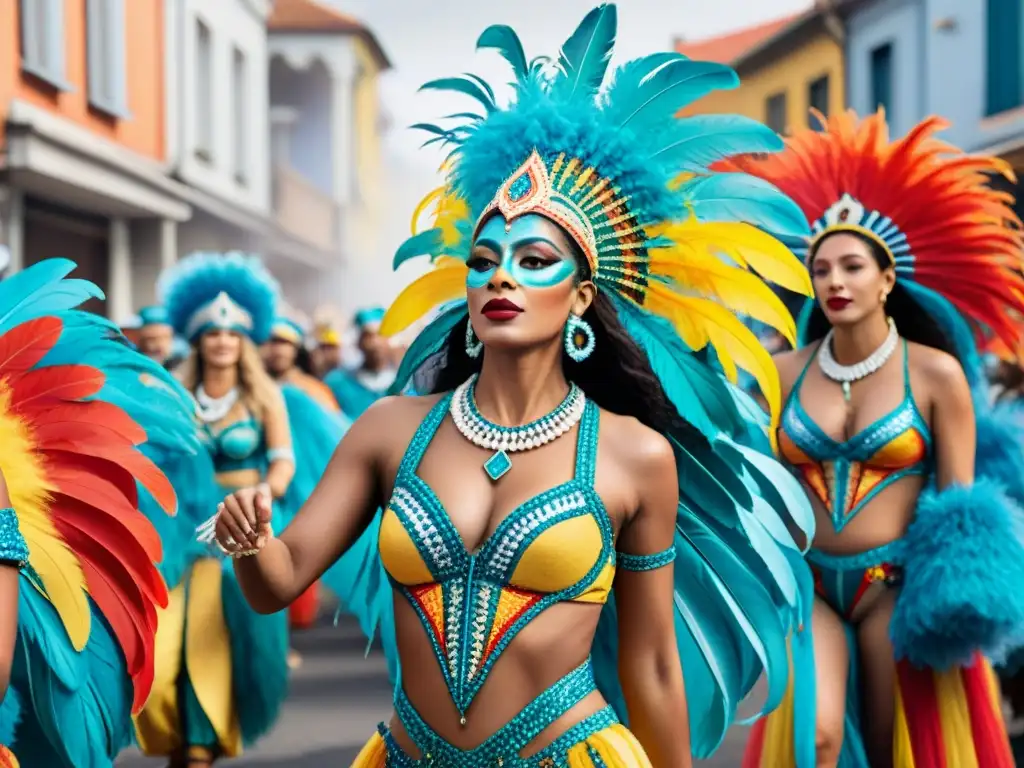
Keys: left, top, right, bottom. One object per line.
{"left": 483, "top": 450, "right": 512, "bottom": 481}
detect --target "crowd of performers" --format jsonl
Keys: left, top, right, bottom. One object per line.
{"left": 4, "top": 4, "right": 1024, "bottom": 767}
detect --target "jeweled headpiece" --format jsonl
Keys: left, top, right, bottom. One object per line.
{"left": 724, "top": 109, "right": 1024, "bottom": 371}
{"left": 382, "top": 4, "right": 814, "bottom": 422}
{"left": 159, "top": 252, "right": 279, "bottom": 344}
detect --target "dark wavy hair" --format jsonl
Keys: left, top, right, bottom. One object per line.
{"left": 428, "top": 233, "right": 706, "bottom": 446}
{"left": 802, "top": 231, "right": 957, "bottom": 356}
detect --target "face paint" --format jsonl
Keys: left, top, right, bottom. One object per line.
{"left": 468, "top": 214, "right": 577, "bottom": 290}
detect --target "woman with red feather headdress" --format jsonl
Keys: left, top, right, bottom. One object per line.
{"left": 728, "top": 109, "right": 1024, "bottom": 767}
{"left": 0, "top": 259, "right": 201, "bottom": 767}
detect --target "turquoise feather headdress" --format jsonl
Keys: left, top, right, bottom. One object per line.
{"left": 158, "top": 252, "right": 279, "bottom": 344}
{"left": 138, "top": 305, "right": 170, "bottom": 328}
{"left": 382, "top": 4, "right": 813, "bottom": 428}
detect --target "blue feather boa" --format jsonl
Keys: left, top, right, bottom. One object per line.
{"left": 890, "top": 478, "right": 1024, "bottom": 669}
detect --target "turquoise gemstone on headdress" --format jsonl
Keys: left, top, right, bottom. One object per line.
{"left": 508, "top": 173, "right": 533, "bottom": 202}
{"left": 483, "top": 450, "right": 512, "bottom": 481}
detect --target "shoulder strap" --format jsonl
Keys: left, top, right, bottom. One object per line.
{"left": 787, "top": 346, "right": 818, "bottom": 405}
{"left": 398, "top": 393, "right": 453, "bottom": 477}
{"left": 574, "top": 400, "right": 600, "bottom": 485}
{"left": 901, "top": 338, "right": 913, "bottom": 397}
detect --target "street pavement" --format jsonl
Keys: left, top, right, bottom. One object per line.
{"left": 117, "top": 613, "right": 749, "bottom": 766}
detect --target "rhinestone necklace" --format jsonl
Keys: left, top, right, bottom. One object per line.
{"left": 450, "top": 374, "right": 586, "bottom": 481}
{"left": 817, "top": 317, "right": 899, "bottom": 401}
{"left": 195, "top": 384, "right": 239, "bottom": 424}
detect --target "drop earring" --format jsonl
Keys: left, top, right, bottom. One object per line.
{"left": 564, "top": 314, "right": 595, "bottom": 362}
{"left": 465, "top": 320, "right": 482, "bottom": 359}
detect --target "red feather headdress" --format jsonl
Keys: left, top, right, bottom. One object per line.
{"left": 723, "top": 109, "right": 1024, "bottom": 354}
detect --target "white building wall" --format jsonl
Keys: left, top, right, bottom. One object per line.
{"left": 168, "top": 0, "right": 272, "bottom": 215}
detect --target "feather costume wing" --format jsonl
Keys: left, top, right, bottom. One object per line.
{"left": 336, "top": 6, "right": 818, "bottom": 758}
{"left": 0, "top": 259, "right": 197, "bottom": 765}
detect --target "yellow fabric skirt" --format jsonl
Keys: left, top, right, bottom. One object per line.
{"left": 351, "top": 722, "right": 652, "bottom": 767}
{"left": 133, "top": 558, "right": 243, "bottom": 757}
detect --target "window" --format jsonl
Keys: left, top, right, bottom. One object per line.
{"left": 86, "top": 0, "right": 128, "bottom": 116}
{"left": 870, "top": 43, "right": 894, "bottom": 119}
{"left": 986, "top": 0, "right": 1023, "bottom": 115}
{"left": 765, "top": 91, "right": 787, "bottom": 134}
{"left": 232, "top": 47, "right": 248, "bottom": 183}
{"left": 808, "top": 75, "right": 830, "bottom": 129}
{"left": 194, "top": 19, "right": 213, "bottom": 161}
{"left": 20, "top": 0, "right": 68, "bottom": 88}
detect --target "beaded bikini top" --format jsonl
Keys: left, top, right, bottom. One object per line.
{"left": 778, "top": 340, "right": 933, "bottom": 532}
{"left": 377, "top": 394, "right": 639, "bottom": 722}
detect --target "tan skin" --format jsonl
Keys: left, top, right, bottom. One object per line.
{"left": 773, "top": 233, "right": 975, "bottom": 768}
{"left": 0, "top": 471, "right": 18, "bottom": 702}
{"left": 215, "top": 214, "right": 692, "bottom": 766}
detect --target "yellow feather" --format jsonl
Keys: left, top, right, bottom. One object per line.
{"left": 653, "top": 220, "right": 812, "bottom": 296}
{"left": 0, "top": 384, "right": 91, "bottom": 650}
{"left": 410, "top": 187, "right": 445, "bottom": 236}
{"left": 649, "top": 249, "right": 797, "bottom": 345}
{"left": 380, "top": 264, "right": 468, "bottom": 337}
{"left": 645, "top": 284, "right": 782, "bottom": 434}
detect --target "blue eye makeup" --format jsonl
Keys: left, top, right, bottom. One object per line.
{"left": 468, "top": 214, "right": 576, "bottom": 290}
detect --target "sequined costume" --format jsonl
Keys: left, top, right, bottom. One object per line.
{"left": 730, "top": 111, "right": 1024, "bottom": 767}
{"left": 324, "top": 5, "right": 820, "bottom": 765}
{"left": 0, "top": 260, "right": 198, "bottom": 767}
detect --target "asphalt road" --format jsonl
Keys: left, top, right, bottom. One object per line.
{"left": 117, "top": 614, "right": 750, "bottom": 766}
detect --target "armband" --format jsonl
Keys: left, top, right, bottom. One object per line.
{"left": 267, "top": 446, "right": 295, "bottom": 464}
{"left": 617, "top": 546, "right": 676, "bottom": 572}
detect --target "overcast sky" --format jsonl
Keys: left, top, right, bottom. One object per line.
{"left": 326, "top": 0, "right": 811, "bottom": 299}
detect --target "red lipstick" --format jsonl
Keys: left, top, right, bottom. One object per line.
{"left": 481, "top": 298, "right": 523, "bottom": 321}
{"left": 826, "top": 297, "right": 852, "bottom": 311}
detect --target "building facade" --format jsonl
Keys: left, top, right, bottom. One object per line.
{"left": 0, "top": 0, "right": 191, "bottom": 320}
{"left": 268, "top": 0, "right": 390, "bottom": 312}
{"left": 844, "top": 0, "right": 1024, "bottom": 212}
{"left": 675, "top": 4, "right": 846, "bottom": 136}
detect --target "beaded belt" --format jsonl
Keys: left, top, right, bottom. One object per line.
{"left": 379, "top": 658, "right": 617, "bottom": 767}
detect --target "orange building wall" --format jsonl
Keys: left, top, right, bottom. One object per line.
{"left": 0, "top": 0, "right": 165, "bottom": 161}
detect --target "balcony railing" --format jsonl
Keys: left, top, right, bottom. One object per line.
{"left": 272, "top": 164, "right": 338, "bottom": 252}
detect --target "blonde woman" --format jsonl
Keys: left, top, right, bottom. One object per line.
{"left": 135, "top": 253, "right": 294, "bottom": 768}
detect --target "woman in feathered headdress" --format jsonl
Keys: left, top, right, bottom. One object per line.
{"left": 0, "top": 259, "right": 199, "bottom": 767}
{"left": 134, "top": 252, "right": 294, "bottom": 766}
{"left": 204, "top": 5, "right": 817, "bottom": 765}
{"left": 726, "top": 110, "right": 1024, "bottom": 767}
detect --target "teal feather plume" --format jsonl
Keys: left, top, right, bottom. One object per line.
{"left": 551, "top": 4, "right": 617, "bottom": 101}
{"left": 11, "top": 586, "right": 132, "bottom": 767}
{"left": 419, "top": 76, "right": 497, "bottom": 113}
{"left": 605, "top": 59, "right": 738, "bottom": 133}
{"left": 610, "top": 294, "right": 743, "bottom": 439}
{"left": 0, "top": 685, "right": 19, "bottom": 745}
{"left": 682, "top": 173, "right": 809, "bottom": 237}
{"left": 389, "top": 302, "right": 468, "bottom": 396}
{"left": 476, "top": 24, "right": 528, "bottom": 80}
{"left": 393, "top": 229, "right": 444, "bottom": 270}
{"left": 652, "top": 115, "right": 784, "bottom": 171}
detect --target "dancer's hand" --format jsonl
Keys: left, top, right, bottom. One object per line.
{"left": 215, "top": 483, "right": 273, "bottom": 556}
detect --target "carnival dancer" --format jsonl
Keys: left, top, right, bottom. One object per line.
{"left": 324, "top": 306, "right": 397, "bottom": 419}
{"left": 134, "top": 252, "right": 294, "bottom": 767}
{"left": 729, "top": 109, "right": 1024, "bottom": 768}
{"left": 0, "top": 259, "right": 200, "bottom": 767}
{"left": 137, "top": 305, "right": 176, "bottom": 368}
{"left": 206, "top": 6, "right": 821, "bottom": 765}
{"left": 264, "top": 316, "right": 342, "bottom": 413}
